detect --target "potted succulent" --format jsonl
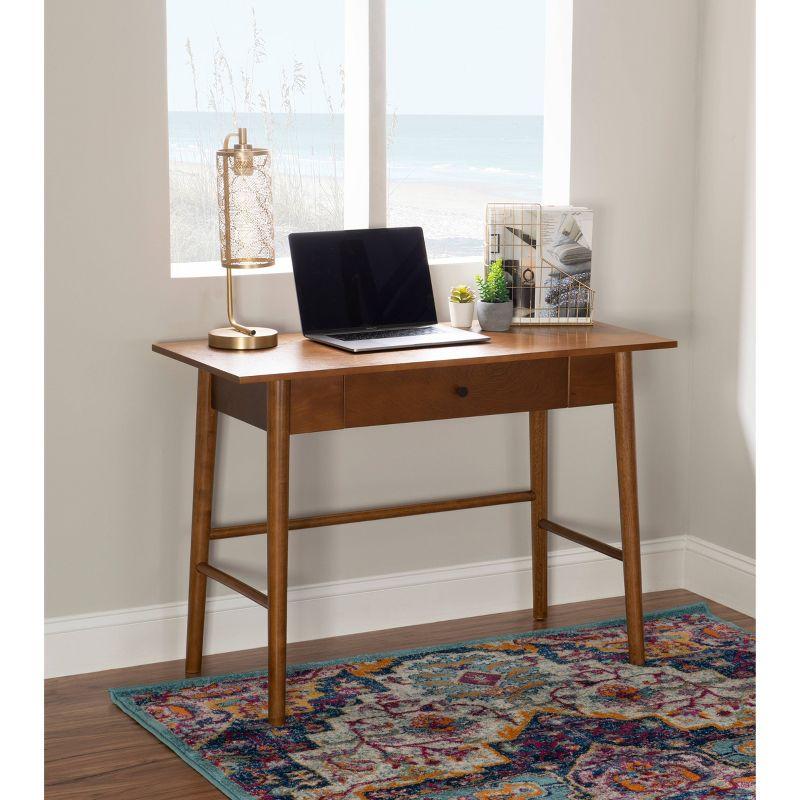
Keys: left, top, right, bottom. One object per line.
{"left": 475, "top": 259, "right": 513, "bottom": 331}
{"left": 448, "top": 284, "right": 476, "bottom": 328}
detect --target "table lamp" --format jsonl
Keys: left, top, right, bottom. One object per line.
{"left": 208, "top": 127, "right": 278, "bottom": 350}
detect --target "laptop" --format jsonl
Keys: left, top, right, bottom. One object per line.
{"left": 288, "top": 227, "right": 490, "bottom": 353}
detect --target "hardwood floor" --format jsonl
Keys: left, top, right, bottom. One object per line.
{"left": 45, "top": 589, "right": 754, "bottom": 799}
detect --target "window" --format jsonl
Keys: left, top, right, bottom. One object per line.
{"left": 387, "top": 0, "right": 547, "bottom": 259}
{"left": 166, "top": 0, "right": 569, "bottom": 275}
{"left": 166, "top": 0, "right": 345, "bottom": 267}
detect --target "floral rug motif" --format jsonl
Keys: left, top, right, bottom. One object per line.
{"left": 110, "top": 604, "right": 754, "bottom": 799}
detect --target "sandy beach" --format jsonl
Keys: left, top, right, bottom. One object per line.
{"left": 388, "top": 179, "right": 491, "bottom": 256}
{"left": 170, "top": 160, "right": 535, "bottom": 263}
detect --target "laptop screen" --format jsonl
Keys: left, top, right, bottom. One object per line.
{"left": 289, "top": 227, "right": 438, "bottom": 334}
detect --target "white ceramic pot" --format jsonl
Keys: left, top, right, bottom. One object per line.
{"left": 449, "top": 301, "right": 475, "bottom": 329}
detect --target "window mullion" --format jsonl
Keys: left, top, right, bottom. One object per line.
{"left": 344, "top": 0, "right": 387, "bottom": 229}
{"left": 542, "top": 0, "right": 573, "bottom": 205}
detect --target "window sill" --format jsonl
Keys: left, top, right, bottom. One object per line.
{"left": 170, "top": 255, "right": 483, "bottom": 279}
{"left": 170, "top": 259, "right": 295, "bottom": 279}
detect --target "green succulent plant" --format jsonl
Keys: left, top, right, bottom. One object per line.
{"left": 449, "top": 284, "right": 476, "bottom": 304}
{"left": 475, "top": 259, "right": 510, "bottom": 303}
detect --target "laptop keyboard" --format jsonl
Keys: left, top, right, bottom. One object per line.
{"left": 332, "top": 326, "right": 441, "bottom": 342}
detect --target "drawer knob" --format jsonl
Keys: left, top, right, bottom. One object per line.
{"left": 455, "top": 385, "right": 469, "bottom": 398}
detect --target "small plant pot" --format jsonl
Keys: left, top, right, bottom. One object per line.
{"left": 477, "top": 300, "right": 513, "bottom": 332}
{"left": 449, "top": 301, "right": 475, "bottom": 329}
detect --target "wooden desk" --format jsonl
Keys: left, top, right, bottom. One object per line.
{"left": 154, "top": 322, "right": 677, "bottom": 726}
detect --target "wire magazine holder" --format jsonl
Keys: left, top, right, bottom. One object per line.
{"left": 484, "top": 202, "right": 595, "bottom": 325}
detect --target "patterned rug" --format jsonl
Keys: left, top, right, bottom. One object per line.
{"left": 110, "top": 604, "right": 754, "bottom": 799}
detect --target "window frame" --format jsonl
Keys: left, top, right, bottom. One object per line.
{"left": 168, "top": 0, "right": 572, "bottom": 278}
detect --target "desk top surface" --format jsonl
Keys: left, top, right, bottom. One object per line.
{"left": 153, "top": 322, "right": 677, "bottom": 384}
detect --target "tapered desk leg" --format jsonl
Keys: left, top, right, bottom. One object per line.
{"left": 614, "top": 352, "right": 645, "bottom": 665}
{"left": 186, "top": 371, "right": 218, "bottom": 677}
{"left": 267, "top": 380, "right": 291, "bottom": 726}
{"left": 530, "top": 410, "right": 548, "bottom": 620}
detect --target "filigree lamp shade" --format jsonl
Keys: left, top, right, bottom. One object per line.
{"left": 217, "top": 134, "right": 275, "bottom": 268}
{"left": 208, "top": 128, "right": 278, "bottom": 350}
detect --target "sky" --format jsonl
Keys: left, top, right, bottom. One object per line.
{"left": 167, "top": 0, "right": 546, "bottom": 116}
{"left": 387, "top": 0, "right": 546, "bottom": 115}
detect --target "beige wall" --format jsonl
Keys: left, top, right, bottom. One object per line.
{"left": 566, "top": 0, "right": 698, "bottom": 560}
{"left": 688, "top": 0, "right": 755, "bottom": 557}
{"left": 46, "top": 0, "right": 720, "bottom": 620}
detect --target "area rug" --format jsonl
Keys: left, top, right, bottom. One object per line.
{"left": 110, "top": 604, "right": 754, "bottom": 799}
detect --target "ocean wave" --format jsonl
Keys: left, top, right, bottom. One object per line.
{"left": 468, "top": 165, "right": 513, "bottom": 174}
{"left": 466, "top": 165, "right": 540, "bottom": 179}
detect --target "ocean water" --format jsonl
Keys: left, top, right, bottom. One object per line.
{"left": 169, "top": 111, "right": 543, "bottom": 260}
{"left": 168, "top": 111, "right": 344, "bottom": 173}
{"left": 387, "top": 114, "right": 543, "bottom": 193}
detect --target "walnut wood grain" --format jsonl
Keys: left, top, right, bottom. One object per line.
{"left": 614, "top": 352, "right": 646, "bottom": 665}
{"left": 208, "top": 491, "right": 535, "bottom": 540}
{"left": 212, "top": 376, "right": 344, "bottom": 434}
{"left": 212, "top": 377, "right": 266, "bottom": 429}
{"left": 344, "top": 360, "right": 568, "bottom": 428}
{"left": 569, "top": 354, "right": 616, "bottom": 406}
{"left": 153, "top": 322, "right": 677, "bottom": 384}
{"left": 289, "top": 376, "right": 345, "bottom": 433}
{"left": 530, "top": 411, "right": 548, "bottom": 620}
{"left": 185, "top": 372, "right": 217, "bottom": 677}
{"left": 266, "top": 380, "right": 291, "bottom": 726}
{"left": 539, "top": 519, "right": 624, "bottom": 560}
{"left": 156, "top": 322, "right": 678, "bottom": 728}
{"left": 196, "top": 563, "right": 269, "bottom": 609}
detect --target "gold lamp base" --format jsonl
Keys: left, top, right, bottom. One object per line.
{"left": 208, "top": 327, "right": 278, "bottom": 350}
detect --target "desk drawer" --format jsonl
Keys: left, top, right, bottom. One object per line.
{"left": 344, "top": 359, "right": 568, "bottom": 427}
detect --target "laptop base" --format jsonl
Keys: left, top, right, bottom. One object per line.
{"left": 307, "top": 325, "right": 489, "bottom": 353}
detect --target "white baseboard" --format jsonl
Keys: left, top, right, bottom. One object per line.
{"left": 45, "top": 535, "right": 686, "bottom": 678}
{"left": 684, "top": 535, "right": 755, "bottom": 617}
{"left": 46, "top": 534, "right": 753, "bottom": 678}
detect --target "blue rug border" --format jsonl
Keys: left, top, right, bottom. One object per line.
{"left": 108, "top": 602, "right": 751, "bottom": 800}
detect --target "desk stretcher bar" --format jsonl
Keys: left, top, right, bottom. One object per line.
{"left": 196, "top": 562, "right": 269, "bottom": 609}
{"left": 209, "top": 490, "right": 534, "bottom": 540}
{"left": 201, "top": 496, "right": 624, "bottom": 608}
